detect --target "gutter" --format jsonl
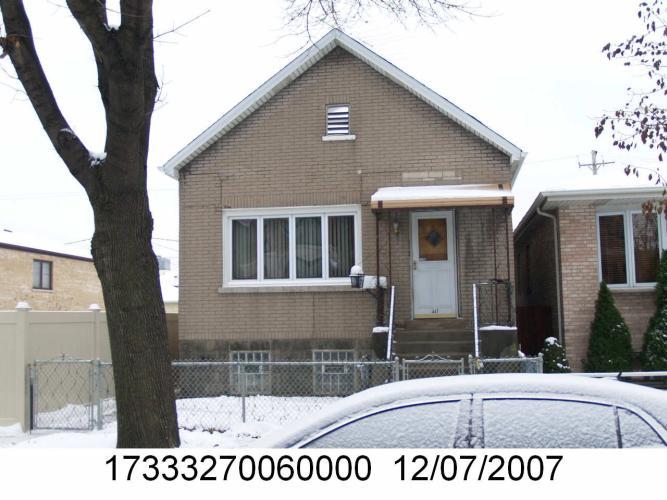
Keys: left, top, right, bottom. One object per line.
{"left": 535, "top": 202, "right": 564, "bottom": 345}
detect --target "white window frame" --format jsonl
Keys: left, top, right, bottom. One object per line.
{"left": 596, "top": 209, "right": 664, "bottom": 289}
{"left": 222, "top": 205, "right": 362, "bottom": 288}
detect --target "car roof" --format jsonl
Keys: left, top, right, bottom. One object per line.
{"left": 259, "top": 374, "right": 667, "bottom": 448}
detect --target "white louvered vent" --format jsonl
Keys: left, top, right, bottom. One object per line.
{"left": 326, "top": 105, "right": 350, "bottom": 135}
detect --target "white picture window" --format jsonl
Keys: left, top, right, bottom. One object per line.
{"left": 597, "top": 210, "right": 661, "bottom": 287}
{"left": 223, "top": 205, "right": 361, "bottom": 287}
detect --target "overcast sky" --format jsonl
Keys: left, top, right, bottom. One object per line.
{"left": 0, "top": 0, "right": 659, "bottom": 261}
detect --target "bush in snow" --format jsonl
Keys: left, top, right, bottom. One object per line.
{"left": 585, "top": 282, "right": 633, "bottom": 372}
{"left": 540, "top": 337, "right": 570, "bottom": 373}
{"left": 642, "top": 250, "right": 667, "bottom": 370}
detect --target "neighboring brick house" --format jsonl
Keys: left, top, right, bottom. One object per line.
{"left": 514, "top": 186, "right": 665, "bottom": 371}
{"left": 163, "top": 30, "right": 525, "bottom": 361}
{"left": 0, "top": 230, "right": 104, "bottom": 310}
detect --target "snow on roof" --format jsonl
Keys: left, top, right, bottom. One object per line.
{"left": 370, "top": 184, "right": 513, "bottom": 209}
{"left": 159, "top": 270, "right": 179, "bottom": 304}
{"left": 259, "top": 373, "right": 667, "bottom": 448}
{"left": 161, "top": 29, "right": 525, "bottom": 180}
{"left": 0, "top": 229, "right": 92, "bottom": 260}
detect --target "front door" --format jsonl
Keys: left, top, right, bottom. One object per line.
{"left": 411, "top": 211, "right": 457, "bottom": 318}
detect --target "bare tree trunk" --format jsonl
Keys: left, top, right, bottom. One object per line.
{"left": 1, "top": 0, "right": 180, "bottom": 447}
{"left": 91, "top": 190, "right": 179, "bottom": 448}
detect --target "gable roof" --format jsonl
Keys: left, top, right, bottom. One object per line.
{"left": 161, "top": 29, "right": 526, "bottom": 180}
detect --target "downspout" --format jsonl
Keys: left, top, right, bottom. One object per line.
{"left": 535, "top": 204, "right": 564, "bottom": 345}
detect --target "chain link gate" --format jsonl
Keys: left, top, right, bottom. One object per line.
{"left": 30, "top": 359, "right": 113, "bottom": 431}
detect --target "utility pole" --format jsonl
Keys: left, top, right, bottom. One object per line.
{"left": 579, "top": 150, "right": 614, "bottom": 175}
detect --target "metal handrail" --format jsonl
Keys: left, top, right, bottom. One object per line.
{"left": 386, "top": 285, "right": 396, "bottom": 360}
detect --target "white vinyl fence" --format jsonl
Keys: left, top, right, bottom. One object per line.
{"left": 0, "top": 303, "right": 110, "bottom": 431}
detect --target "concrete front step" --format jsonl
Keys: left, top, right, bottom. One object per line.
{"left": 392, "top": 321, "right": 475, "bottom": 358}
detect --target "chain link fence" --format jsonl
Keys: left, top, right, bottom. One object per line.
{"left": 402, "top": 355, "right": 465, "bottom": 380}
{"left": 468, "top": 355, "right": 543, "bottom": 374}
{"left": 30, "top": 355, "right": 543, "bottom": 431}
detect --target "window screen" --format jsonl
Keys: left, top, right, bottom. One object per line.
{"left": 599, "top": 215, "right": 627, "bottom": 285}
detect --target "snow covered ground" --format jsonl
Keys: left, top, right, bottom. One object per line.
{"left": 2, "top": 394, "right": 340, "bottom": 448}
{"left": 0, "top": 422, "right": 274, "bottom": 448}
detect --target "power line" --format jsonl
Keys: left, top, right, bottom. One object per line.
{"left": 0, "top": 187, "right": 177, "bottom": 201}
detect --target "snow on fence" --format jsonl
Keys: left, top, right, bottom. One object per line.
{"left": 30, "top": 356, "right": 543, "bottom": 432}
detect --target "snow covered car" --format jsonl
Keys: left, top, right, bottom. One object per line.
{"left": 262, "top": 374, "right": 667, "bottom": 448}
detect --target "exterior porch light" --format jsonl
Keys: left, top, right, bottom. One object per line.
{"left": 349, "top": 264, "right": 364, "bottom": 288}
{"left": 391, "top": 213, "right": 400, "bottom": 236}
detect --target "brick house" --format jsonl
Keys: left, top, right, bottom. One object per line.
{"left": 514, "top": 186, "right": 665, "bottom": 371}
{"left": 0, "top": 230, "right": 104, "bottom": 310}
{"left": 163, "top": 30, "right": 525, "bottom": 361}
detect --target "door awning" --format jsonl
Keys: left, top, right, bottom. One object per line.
{"left": 370, "top": 184, "right": 513, "bottom": 209}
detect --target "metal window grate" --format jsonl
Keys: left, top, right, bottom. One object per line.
{"left": 326, "top": 105, "right": 350, "bottom": 135}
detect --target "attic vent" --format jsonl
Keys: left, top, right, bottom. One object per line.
{"left": 326, "top": 105, "right": 350, "bottom": 135}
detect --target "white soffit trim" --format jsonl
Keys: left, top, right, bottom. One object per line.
{"left": 541, "top": 186, "right": 666, "bottom": 208}
{"left": 161, "top": 29, "right": 525, "bottom": 179}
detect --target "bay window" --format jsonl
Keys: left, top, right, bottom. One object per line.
{"left": 223, "top": 205, "right": 361, "bottom": 286}
{"left": 597, "top": 210, "right": 661, "bottom": 287}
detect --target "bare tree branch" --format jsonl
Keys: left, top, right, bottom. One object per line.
{"left": 0, "top": 0, "right": 92, "bottom": 187}
{"left": 154, "top": 9, "right": 210, "bottom": 40}
{"left": 596, "top": 0, "right": 667, "bottom": 173}
{"left": 284, "top": 0, "right": 477, "bottom": 39}
{"left": 66, "top": 0, "right": 112, "bottom": 56}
